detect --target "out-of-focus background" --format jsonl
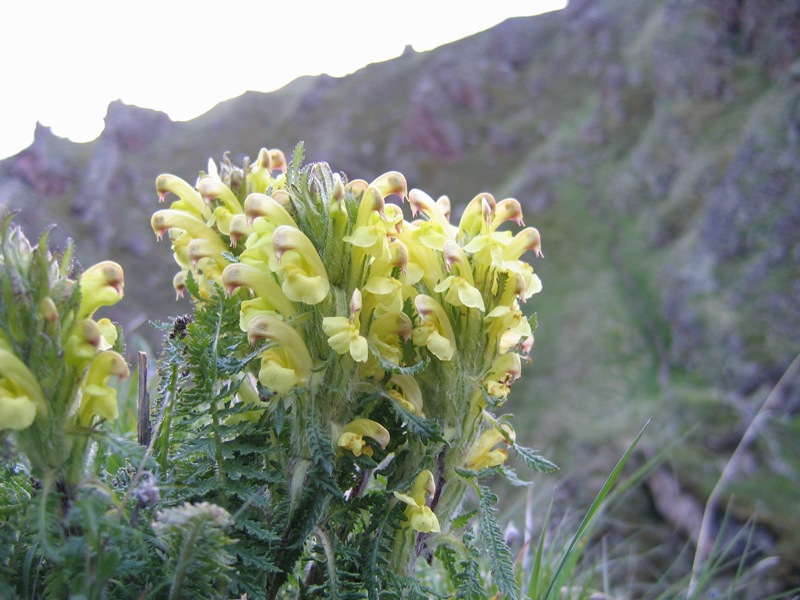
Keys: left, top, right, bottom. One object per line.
{"left": 2, "top": 0, "right": 798, "bottom": 594}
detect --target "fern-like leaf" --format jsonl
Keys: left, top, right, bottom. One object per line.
{"left": 477, "top": 485, "right": 519, "bottom": 600}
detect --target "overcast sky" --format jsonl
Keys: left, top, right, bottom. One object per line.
{"left": 1, "top": 1, "right": 566, "bottom": 160}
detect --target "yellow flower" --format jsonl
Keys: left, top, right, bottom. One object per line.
{"left": 0, "top": 379, "right": 37, "bottom": 430}
{"left": 221, "top": 262, "right": 296, "bottom": 318}
{"left": 247, "top": 148, "right": 283, "bottom": 194}
{"left": 272, "top": 226, "right": 330, "bottom": 304}
{"left": 393, "top": 470, "right": 440, "bottom": 533}
{"left": 258, "top": 348, "right": 306, "bottom": 394}
{"left": 482, "top": 353, "right": 522, "bottom": 404}
{"left": 228, "top": 214, "right": 252, "bottom": 248}
{"left": 369, "top": 171, "right": 408, "bottom": 201}
{"left": 456, "top": 193, "right": 495, "bottom": 242}
{"left": 78, "top": 351, "right": 130, "bottom": 425}
{"left": 197, "top": 176, "right": 243, "bottom": 215}
{"left": 243, "top": 193, "right": 298, "bottom": 229}
{"left": 65, "top": 319, "right": 102, "bottom": 369}
{"left": 411, "top": 295, "right": 456, "bottom": 361}
{"left": 96, "top": 318, "right": 118, "bottom": 351}
{"left": 151, "top": 209, "right": 225, "bottom": 248}
{"left": 337, "top": 418, "right": 390, "bottom": 458}
{"left": 156, "top": 173, "right": 210, "bottom": 220}
{"left": 343, "top": 186, "right": 393, "bottom": 260}
{"left": 387, "top": 374, "right": 424, "bottom": 416}
{"left": 465, "top": 424, "right": 516, "bottom": 471}
{"left": 247, "top": 314, "right": 313, "bottom": 392}
{"left": 434, "top": 276, "right": 485, "bottom": 311}
{"left": 362, "top": 276, "right": 405, "bottom": 314}
{"left": 322, "top": 289, "right": 368, "bottom": 363}
{"left": 492, "top": 198, "right": 525, "bottom": 230}
{"left": 0, "top": 343, "right": 47, "bottom": 421}
{"left": 407, "top": 189, "right": 454, "bottom": 238}
{"left": 78, "top": 261, "right": 124, "bottom": 320}
{"left": 358, "top": 311, "right": 412, "bottom": 380}
{"left": 503, "top": 227, "right": 543, "bottom": 262}
{"left": 172, "top": 271, "right": 187, "bottom": 299}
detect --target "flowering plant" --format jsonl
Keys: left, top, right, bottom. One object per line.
{"left": 0, "top": 215, "right": 127, "bottom": 492}
{"left": 150, "top": 145, "right": 555, "bottom": 598}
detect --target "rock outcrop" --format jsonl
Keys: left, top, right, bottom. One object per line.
{"left": 1, "top": 0, "right": 798, "bottom": 591}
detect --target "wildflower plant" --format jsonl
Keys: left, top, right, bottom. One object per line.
{"left": 0, "top": 214, "right": 127, "bottom": 491}
{"left": 150, "top": 144, "right": 556, "bottom": 598}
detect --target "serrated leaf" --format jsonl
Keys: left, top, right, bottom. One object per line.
{"left": 307, "top": 421, "right": 335, "bottom": 476}
{"left": 515, "top": 445, "right": 559, "bottom": 473}
{"left": 451, "top": 509, "right": 478, "bottom": 530}
{"left": 389, "top": 397, "right": 446, "bottom": 444}
{"left": 184, "top": 270, "right": 201, "bottom": 299}
{"left": 499, "top": 466, "right": 532, "bottom": 487}
{"left": 477, "top": 484, "right": 519, "bottom": 600}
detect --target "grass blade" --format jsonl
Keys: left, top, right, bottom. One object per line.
{"left": 542, "top": 418, "right": 652, "bottom": 599}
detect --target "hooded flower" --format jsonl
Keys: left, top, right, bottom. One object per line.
{"left": 393, "top": 470, "right": 440, "bottom": 533}
{"left": 465, "top": 424, "right": 516, "bottom": 471}
{"left": 337, "top": 418, "right": 390, "bottom": 458}
{"left": 258, "top": 348, "right": 306, "bottom": 395}
{"left": 272, "top": 226, "right": 330, "bottom": 304}
{"left": 247, "top": 314, "right": 313, "bottom": 393}
{"left": 65, "top": 319, "right": 103, "bottom": 369}
{"left": 387, "top": 374, "right": 425, "bottom": 416}
{"left": 78, "top": 351, "right": 130, "bottom": 425}
{"left": 411, "top": 295, "right": 456, "bottom": 361}
{"left": 322, "top": 289, "right": 368, "bottom": 362}
{"left": 77, "top": 261, "right": 124, "bottom": 320}
{"left": 0, "top": 343, "right": 47, "bottom": 428}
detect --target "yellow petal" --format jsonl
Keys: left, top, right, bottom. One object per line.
{"left": 247, "top": 314, "right": 313, "bottom": 379}
{"left": 0, "top": 388, "right": 37, "bottom": 430}
{"left": 156, "top": 173, "right": 210, "bottom": 220}
{"left": 80, "top": 384, "right": 119, "bottom": 422}
{"left": 337, "top": 431, "right": 370, "bottom": 457}
{"left": 0, "top": 347, "right": 46, "bottom": 416}
{"left": 258, "top": 349, "right": 302, "bottom": 394}
{"left": 426, "top": 331, "right": 454, "bottom": 362}
{"left": 342, "top": 418, "right": 390, "bottom": 449}
{"left": 350, "top": 335, "right": 369, "bottom": 363}
{"left": 410, "top": 506, "right": 441, "bottom": 533}
{"left": 410, "top": 469, "right": 436, "bottom": 505}
{"left": 198, "top": 177, "right": 243, "bottom": 214}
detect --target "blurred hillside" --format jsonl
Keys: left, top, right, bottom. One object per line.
{"left": 2, "top": 0, "right": 798, "bottom": 592}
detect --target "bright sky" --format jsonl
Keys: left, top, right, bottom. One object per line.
{"left": 1, "top": 1, "right": 566, "bottom": 161}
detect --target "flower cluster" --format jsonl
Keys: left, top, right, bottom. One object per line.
{"left": 151, "top": 147, "right": 542, "bottom": 536}
{"left": 0, "top": 216, "right": 127, "bottom": 481}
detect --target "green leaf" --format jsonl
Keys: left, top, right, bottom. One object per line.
{"left": 514, "top": 445, "right": 559, "bottom": 473}
{"left": 389, "top": 397, "right": 446, "bottom": 444}
{"left": 499, "top": 466, "right": 532, "bottom": 487}
{"left": 307, "top": 421, "right": 335, "bottom": 476}
{"left": 184, "top": 270, "right": 201, "bottom": 299}
{"left": 477, "top": 485, "right": 519, "bottom": 600}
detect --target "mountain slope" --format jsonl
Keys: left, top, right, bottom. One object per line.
{"left": 2, "top": 0, "right": 798, "bottom": 591}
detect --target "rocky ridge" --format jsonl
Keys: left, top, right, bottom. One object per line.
{"left": 1, "top": 0, "right": 798, "bottom": 592}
